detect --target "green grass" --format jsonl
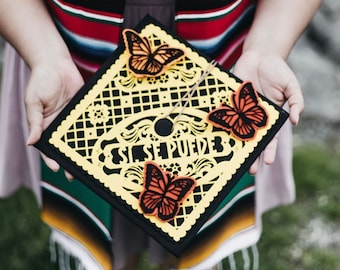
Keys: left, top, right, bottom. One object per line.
{"left": 0, "top": 189, "right": 57, "bottom": 270}
{"left": 1, "top": 145, "right": 340, "bottom": 269}
{"left": 255, "top": 145, "right": 340, "bottom": 270}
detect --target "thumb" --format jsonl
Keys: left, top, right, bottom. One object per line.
{"left": 25, "top": 98, "right": 44, "bottom": 146}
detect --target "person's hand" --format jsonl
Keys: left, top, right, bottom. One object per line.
{"left": 232, "top": 50, "right": 304, "bottom": 174}
{"left": 25, "top": 57, "right": 84, "bottom": 179}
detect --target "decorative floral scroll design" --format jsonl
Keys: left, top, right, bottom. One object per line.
{"left": 120, "top": 119, "right": 155, "bottom": 143}
{"left": 118, "top": 69, "right": 144, "bottom": 89}
{"left": 118, "top": 63, "right": 196, "bottom": 89}
{"left": 122, "top": 165, "right": 144, "bottom": 197}
{"left": 211, "top": 88, "right": 230, "bottom": 105}
{"left": 87, "top": 104, "right": 110, "bottom": 125}
{"left": 172, "top": 116, "right": 208, "bottom": 137}
{"left": 120, "top": 116, "right": 208, "bottom": 144}
{"left": 123, "top": 165, "right": 143, "bottom": 184}
{"left": 188, "top": 158, "right": 216, "bottom": 178}
{"left": 166, "top": 62, "right": 196, "bottom": 83}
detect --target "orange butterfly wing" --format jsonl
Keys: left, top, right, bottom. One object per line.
{"left": 122, "top": 29, "right": 184, "bottom": 77}
{"left": 139, "top": 161, "right": 196, "bottom": 222}
{"left": 207, "top": 82, "right": 268, "bottom": 140}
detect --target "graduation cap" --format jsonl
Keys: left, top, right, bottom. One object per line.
{"left": 35, "top": 16, "right": 288, "bottom": 256}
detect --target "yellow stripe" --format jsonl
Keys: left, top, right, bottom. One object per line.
{"left": 41, "top": 201, "right": 112, "bottom": 270}
{"left": 177, "top": 206, "right": 255, "bottom": 269}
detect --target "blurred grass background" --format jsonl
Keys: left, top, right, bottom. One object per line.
{"left": 1, "top": 144, "right": 340, "bottom": 269}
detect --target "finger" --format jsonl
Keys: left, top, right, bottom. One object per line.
{"left": 287, "top": 90, "right": 304, "bottom": 126}
{"left": 42, "top": 152, "right": 74, "bottom": 181}
{"left": 25, "top": 98, "right": 44, "bottom": 145}
{"left": 248, "top": 158, "right": 260, "bottom": 175}
{"left": 260, "top": 57, "right": 304, "bottom": 125}
{"left": 281, "top": 70, "right": 304, "bottom": 126}
{"left": 248, "top": 132, "right": 279, "bottom": 175}
{"left": 64, "top": 170, "right": 75, "bottom": 181}
{"left": 41, "top": 153, "right": 60, "bottom": 172}
{"left": 263, "top": 135, "right": 279, "bottom": 165}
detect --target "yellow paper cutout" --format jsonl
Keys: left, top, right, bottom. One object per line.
{"left": 48, "top": 23, "right": 281, "bottom": 242}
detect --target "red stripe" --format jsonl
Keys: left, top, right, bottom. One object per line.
{"left": 45, "top": 0, "right": 255, "bottom": 77}
{"left": 48, "top": 0, "right": 122, "bottom": 43}
{"left": 216, "top": 30, "right": 248, "bottom": 69}
{"left": 177, "top": 0, "right": 255, "bottom": 40}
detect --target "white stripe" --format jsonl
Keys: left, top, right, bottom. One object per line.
{"left": 242, "top": 248, "right": 251, "bottom": 270}
{"left": 198, "top": 185, "right": 255, "bottom": 233}
{"left": 185, "top": 5, "right": 253, "bottom": 50}
{"left": 228, "top": 253, "right": 237, "bottom": 270}
{"left": 73, "top": 58, "right": 99, "bottom": 74}
{"left": 251, "top": 245, "right": 259, "bottom": 270}
{"left": 52, "top": 0, "right": 123, "bottom": 24}
{"left": 175, "top": 0, "right": 242, "bottom": 20}
{"left": 187, "top": 227, "right": 260, "bottom": 270}
{"left": 41, "top": 182, "right": 112, "bottom": 240}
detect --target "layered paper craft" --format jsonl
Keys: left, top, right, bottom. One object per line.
{"left": 35, "top": 16, "right": 289, "bottom": 256}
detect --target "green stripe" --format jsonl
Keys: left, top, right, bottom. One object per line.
{"left": 41, "top": 161, "right": 112, "bottom": 232}
{"left": 212, "top": 173, "right": 254, "bottom": 215}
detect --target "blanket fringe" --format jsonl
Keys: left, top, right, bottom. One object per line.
{"left": 227, "top": 245, "right": 259, "bottom": 270}
{"left": 49, "top": 229, "right": 103, "bottom": 270}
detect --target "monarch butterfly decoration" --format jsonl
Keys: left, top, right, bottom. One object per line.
{"left": 207, "top": 82, "right": 268, "bottom": 141}
{"left": 122, "top": 29, "right": 185, "bottom": 77}
{"left": 139, "top": 161, "right": 197, "bottom": 222}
